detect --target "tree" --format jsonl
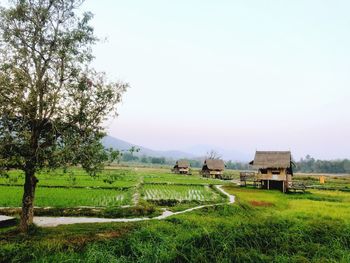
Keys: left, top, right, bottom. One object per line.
{"left": 122, "top": 152, "right": 139, "bottom": 162}
{"left": 0, "top": 0, "right": 128, "bottom": 232}
{"left": 206, "top": 150, "right": 222, "bottom": 160}
{"left": 151, "top": 157, "right": 166, "bottom": 164}
{"left": 140, "top": 155, "right": 149, "bottom": 163}
{"left": 128, "top": 146, "right": 140, "bottom": 157}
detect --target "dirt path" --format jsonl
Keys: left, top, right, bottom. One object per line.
{"left": 1, "top": 185, "right": 235, "bottom": 228}
{"left": 0, "top": 215, "right": 16, "bottom": 227}
{"left": 217, "top": 184, "right": 235, "bottom": 203}
{"left": 0, "top": 215, "right": 14, "bottom": 221}
{"left": 153, "top": 185, "right": 235, "bottom": 220}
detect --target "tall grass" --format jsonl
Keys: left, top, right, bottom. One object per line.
{"left": 1, "top": 204, "right": 350, "bottom": 262}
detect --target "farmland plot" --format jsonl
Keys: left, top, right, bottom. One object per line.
{"left": 0, "top": 186, "right": 133, "bottom": 208}
{"left": 142, "top": 184, "right": 223, "bottom": 202}
{"left": 143, "top": 173, "right": 222, "bottom": 185}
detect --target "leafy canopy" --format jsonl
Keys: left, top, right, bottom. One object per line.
{"left": 0, "top": 0, "right": 128, "bottom": 175}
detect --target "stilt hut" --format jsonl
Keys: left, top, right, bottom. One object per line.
{"left": 172, "top": 160, "right": 190, "bottom": 174}
{"left": 249, "top": 151, "right": 294, "bottom": 192}
{"left": 201, "top": 159, "right": 225, "bottom": 179}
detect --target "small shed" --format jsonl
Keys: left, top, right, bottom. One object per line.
{"left": 172, "top": 160, "right": 190, "bottom": 174}
{"left": 201, "top": 159, "right": 225, "bottom": 179}
{"left": 249, "top": 151, "right": 294, "bottom": 192}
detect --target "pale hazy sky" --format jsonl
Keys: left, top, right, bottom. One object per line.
{"left": 83, "top": 0, "right": 350, "bottom": 160}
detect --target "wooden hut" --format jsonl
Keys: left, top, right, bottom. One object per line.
{"left": 201, "top": 159, "right": 225, "bottom": 179}
{"left": 249, "top": 151, "right": 294, "bottom": 192}
{"left": 172, "top": 160, "right": 190, "bottom": 174}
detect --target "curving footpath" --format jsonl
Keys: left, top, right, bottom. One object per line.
{"left": 3, "top": 185, "right": 235, "bottom": 228}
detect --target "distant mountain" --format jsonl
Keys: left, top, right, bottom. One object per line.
{"left": 102, "top": 135, "right": 196, "bottom": 160}
{"left": 102, "top": 136, "right": 250, "bottom": 161}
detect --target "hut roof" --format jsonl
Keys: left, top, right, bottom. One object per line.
{"left": 176, "top": 160, "right": 190, "bottom": 168}
{"left": 250, "top": 151, "right": 292, "bottom": 169}
{"left": 204, "top": 159, "right": 225, "bottom": 170}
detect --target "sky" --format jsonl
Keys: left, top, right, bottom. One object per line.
{"left": 81, "top": 0, "right": 350, "bottom": 161}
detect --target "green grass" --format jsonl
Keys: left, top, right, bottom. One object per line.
{"left": 1, "top": 168, "right": 350, "bottom": 262}
{"left": 224, "top": 186, "right": 350, "bottom": 221}
{"left": 0, "top": 186, "right": 133, "bottom": 208}
{"left": 294, "top": 173, "right": 350, "bottom": 190}
{"left": 0, "top": 168, "right": 141, "bottom": 188}
{"left": 1, "top": 186, "right": 350, "bottom": 262}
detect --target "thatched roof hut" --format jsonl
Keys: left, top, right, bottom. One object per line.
{"left": 249, "top": 151, "right": 294, "bottom": 192}
{"left": 176, "top": 160, "right": 190, "bottom": 168}
{"left": 201, "top": 159, "right": 225, "bottom": 178}
{"left": 172, "top": 159, "right": 190, "bottom": 174}
{"left": 204, "top": 159, "right": 225, "bottom": 170}
{"left": 249, "top": 151, "right": 292, "bottom": 169}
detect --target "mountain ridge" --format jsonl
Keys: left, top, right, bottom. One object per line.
{"left": 102, "top": 136, "right": 196, "bottom": 159}
{"left": 102, "top": 135, "right": 250, "bottom": 161}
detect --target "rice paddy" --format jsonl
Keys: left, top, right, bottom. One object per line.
{"left": 142, "top": 184, "right": 222, "bottom": 202}
{"left": 0, "top": 186, "right": 132, "bottom": 208}
{"left": 0, "top": 168, "right": 140, "bottom": 188}
{"left": 0, "top": 167, "right": 228, "bottom": 211}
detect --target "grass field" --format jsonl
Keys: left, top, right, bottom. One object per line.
{"left": 1, "top": 167, "right": 350, "bottom": 262}
{"left": 225, "top": 186, "right": 350, "bottom": 220}
{"left": 0, "top": 168, "right": 140, "bottom": 188}
{"left": 0, "top": 186, "right": 132, "bottom": 208}
{"left": 294, "top": 173, "right": 350, "bottom": 190}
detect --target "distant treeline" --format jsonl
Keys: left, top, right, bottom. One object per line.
{"left": 121, "top": 152, "right": 350, "bottom": 174}
{"left": 120, "top": 153, "right": 250, "bottom": 170}
{"left": 121, "top": 153, "right": 202, "bottom": 167}
{"left": 294, "top": 155, "right": 350, "bottom": 174}
{"left": 121, "top": 153, "right": 167, "bottom": 165}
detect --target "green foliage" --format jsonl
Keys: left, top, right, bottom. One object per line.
{"left": 140, "top": 155, "right": 149, "bottom": 163}
{"left": 150, "top": 157, "right": 166, "bottom": 164}
{"left": 225, "top": 160, "right": 251, "bottom": 170}
{"left": 0, "top": 0, "right": 128, "bottom": 176}
{"left": 121, "top": 153, "right": 139, "bottom": 162}
{"left": 295, "top": 155, "right": 350, "bottom": 174}
{"left": 0, "top": 0, "right": 129, "bottom": 229}
{"left": 221, "top": 170, "right": 240, "bottom": 180}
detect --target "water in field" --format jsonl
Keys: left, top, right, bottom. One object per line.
{"left": 142, "top": 184, "right": 221, "bottom": 202}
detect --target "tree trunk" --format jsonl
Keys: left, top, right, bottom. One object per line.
{"left": 20, "top": 169, "right": 39, "bottom": 232}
